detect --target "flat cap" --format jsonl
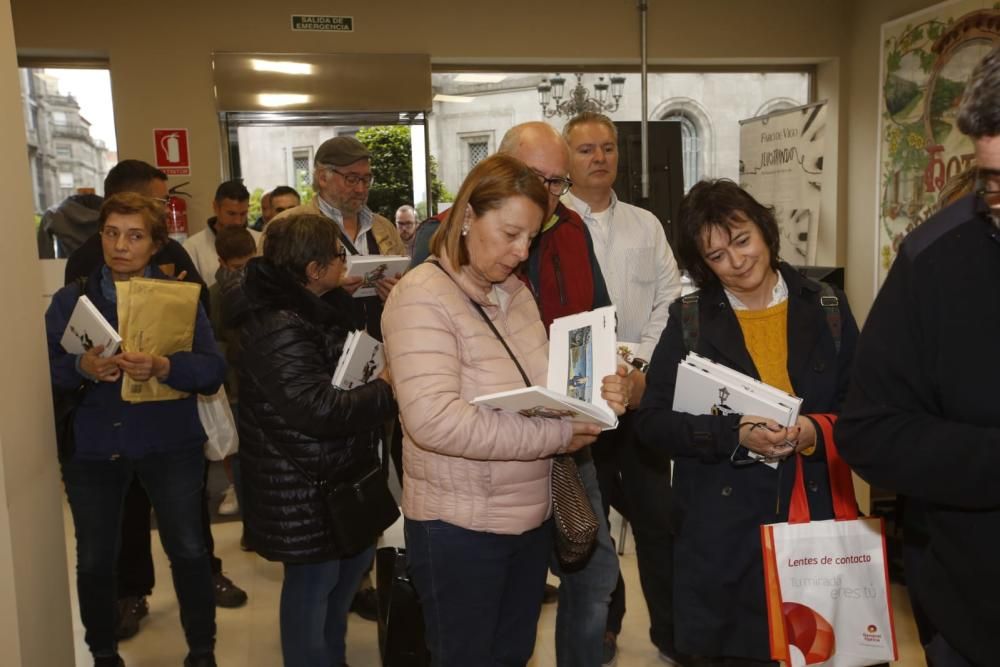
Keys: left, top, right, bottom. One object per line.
{"left": 315, "top": 136, "right": 370, "bottom": 167}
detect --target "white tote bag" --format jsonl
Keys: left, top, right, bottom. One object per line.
{"left": 759, "top": 414, "right": 897, "bottom": 667}
{"left": 197, "top": 386, "right": 238, "bottom": 461}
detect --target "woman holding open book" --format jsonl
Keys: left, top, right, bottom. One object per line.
{"left": 237, "top": 213, "right": 397, "bottom": 667}
{"left": 45, "top": 193, "right": 225, "bottom": 667}
{"left": 381, "top": 154, "right": 628, "bottom": 666}
{"left": 633, "top": 179, "right": 860, "bottom": 666}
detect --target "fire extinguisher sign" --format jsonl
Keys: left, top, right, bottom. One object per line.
{"left": 153, "top": 129, "right": 191, "bottom": 175}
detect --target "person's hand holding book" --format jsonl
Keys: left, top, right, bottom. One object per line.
{"left": 565, "top": 422, "right": 602, "bottom": 453}
{"left": 738, "top": 416, "right": 800, "bottom": 461}
{"left": 117, "top": 351, "right": 170, "bottom": 382}
{"left": 80, "top": 345, "right": 121, "bottom": 383}
{"left": 599, "top": 365, "right": 633, "bottom": 416}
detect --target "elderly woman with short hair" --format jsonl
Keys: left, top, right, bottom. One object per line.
{"left": 45, "top": 192, "right": 224, "bottom": 667}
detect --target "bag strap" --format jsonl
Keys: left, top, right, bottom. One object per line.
{"left": 336, "top": 225, "right": 361, "bottom": 256}
{"left": 429, "top": 260, "right": 531, "bottom": 388}
{"left": 786, "top": 413, "right": 858, "bottom": 524}
{"left": 818, "top": 283, "right": 842, "bottom": 354}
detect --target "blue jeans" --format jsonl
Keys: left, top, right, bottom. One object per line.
{"left": 62, "top": 446, "right": 215, "bottom": 658}
{"left": 280, "top": 547, "right": 374, "bottom": 667}
{"left": 551, "top": 453, "right": 620, "bottom": 667}
{"left": 405, "top": 518, "right": 552, "bottom": 666}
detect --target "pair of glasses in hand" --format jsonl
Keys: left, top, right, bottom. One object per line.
{"left": 729, "top": 422, "right": 795, "bottom": 467}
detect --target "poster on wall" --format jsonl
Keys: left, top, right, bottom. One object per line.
{"left": 876, "top": 0, "right": 1000, "bottom": 286}
{"left": 153, "top": 128, "right": 191, "bottom": 176}
{"left": 739, "top": 101, "right": 827, "bottom": 266}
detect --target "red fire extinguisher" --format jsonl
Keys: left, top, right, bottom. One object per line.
{"left": 165, "top": 182, "right": 191, "bottom": 242}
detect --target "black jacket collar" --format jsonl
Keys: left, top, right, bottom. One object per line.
{"left": 244, "top": 257, "right": 355, "bottom": 327}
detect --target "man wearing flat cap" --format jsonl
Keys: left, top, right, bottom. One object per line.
{"left": 268, "top": 135, "right": 406, "bottom": 338}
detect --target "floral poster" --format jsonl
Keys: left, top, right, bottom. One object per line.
{"left": 877, "top": 0, "right": 1000, "bottom": 285}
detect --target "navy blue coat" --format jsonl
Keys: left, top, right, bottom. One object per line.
{"left": 633, "top": 262, "right": 858, "bottom": 660}
{"left": 45, "top": 266, "right": 224, "bottom": 461}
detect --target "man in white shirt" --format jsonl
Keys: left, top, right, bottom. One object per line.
{"left": 183, "top": 180, "right": 261, "bottom": 288}
{"left": 563, "top": 112, "right": 685, "bottom": 666}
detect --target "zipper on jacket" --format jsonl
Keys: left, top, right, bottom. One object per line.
{"left": 552, "top": 252, "right": 567, "bottom": 306}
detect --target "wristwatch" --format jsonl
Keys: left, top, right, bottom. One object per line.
{"left": 629, "top": 357, "right": 650, "bottom": 373}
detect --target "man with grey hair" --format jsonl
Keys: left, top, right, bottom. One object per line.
{"left": 270, "top": 135, "right": 406, "bottom": 338}
{"left": 563, "top": 111, "right": 683, "bottom": 666}
{"left": 836, "top": 46, "right": 1000, "bottom": 667}
{"left": 394, "top": 204, "right": 418, "bottom": 255}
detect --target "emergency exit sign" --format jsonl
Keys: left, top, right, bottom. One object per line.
{"left": 291, "top": 15, "right": 353, "bottom": 32}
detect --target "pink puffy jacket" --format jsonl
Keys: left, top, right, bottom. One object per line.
{"left": 382, "top": 256, "right": 572, "bottom": 535}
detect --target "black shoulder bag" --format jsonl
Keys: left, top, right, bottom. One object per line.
{"left": 52, "top": 277, "right": 90, "bottom": 461}
{"left": 429, "top": 261, "right": 598, "bottom": 568}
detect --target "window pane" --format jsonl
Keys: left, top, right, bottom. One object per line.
{"left": 19, "top": 66, "right": 117, "bottom": 236}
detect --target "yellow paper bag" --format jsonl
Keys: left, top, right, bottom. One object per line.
{"left": 117, "top": 277, "right": 201, "bottom": 403}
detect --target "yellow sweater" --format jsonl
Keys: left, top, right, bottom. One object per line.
{"left": 734, "top": 301, "right": 793, "bottom": 394}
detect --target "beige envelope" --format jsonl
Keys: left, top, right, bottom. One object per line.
{"left": 116, "top": 277, "right": 201, "bottom": 403}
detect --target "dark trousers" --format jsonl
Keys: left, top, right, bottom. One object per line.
{"left": 592, "top": 411, "right": 678, "bottom": 654}
{"left": 62, "top": 447, "right": 216, "bottom": 658}
{"left": 117, "top": 459, "right": 223, "bottom": 597}
{"left": 405, "top": 518, "right": 551, "bottom": 667}
{"left": 280, "top": 547, "right": 375, "bottom": 667}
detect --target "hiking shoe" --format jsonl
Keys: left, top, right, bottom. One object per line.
{"left": 218, "top": 484, "right": 239, "bottom": 516}
{"left": 115, "top": 595, "right": 148, "bottom": 640}
{"left": 350, "top": 587, "right": 378, "bottom": 621}
{"left": 93, "top": 656, "right": 124, "bottom": 667}
{"left": 213, "top": 572, "right": 248, "bottom": 608}
{"left": 602, "top": 631, "right": 618, "bottom": 666}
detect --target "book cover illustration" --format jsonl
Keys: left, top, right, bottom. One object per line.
{"left": 60, "top": 295, "right": 121, "bottom": 359}
{"left": 566, "top": 325, "right": 593, "bottom": 402}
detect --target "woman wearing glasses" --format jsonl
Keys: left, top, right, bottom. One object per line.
{"left": 237, "top": 213, "right": 397, "bottom": 667}
{"left": 633, "top": 179, "right": 859, "bottom": 666}
{"left": 45, "top": 193, "right": 224, "bottom": 667}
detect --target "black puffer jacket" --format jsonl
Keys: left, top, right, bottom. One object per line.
{"left": 238, "top": 258, "right": 397, "bottom": 563}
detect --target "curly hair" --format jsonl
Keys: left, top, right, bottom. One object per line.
{"left": 957, "top": 46, "right": 1000, "bottom": 139}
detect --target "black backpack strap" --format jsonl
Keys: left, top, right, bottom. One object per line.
{"left": 818, "top": 282, "right": 841, "bottom": 354}
{"left": 681, "top": 294, "right": 700, "bottom": 353}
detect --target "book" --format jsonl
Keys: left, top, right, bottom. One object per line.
{"left": 471, "top": 306, "right": 619, "bottom": 429}
{"left": 673, "top": 352, "right": 803, "bottom": 467}
{"left": 344, "top": 255, "right": 410, "bottom": 298}
{"left": 60, "top": 295, "right": 121, "bottom": 358}
{"left": 672, "top": 352, "right": 802, "bottom": 426}
{"left": 331, "top": 330, "right": 385, "bottom": 389}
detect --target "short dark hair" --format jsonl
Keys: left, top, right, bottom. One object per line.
{"left": 99, "top": 192, "right": 169, "bottom": 249}
{"left": 270, "top": 185, "right": 300, "bottom": 201}
{"left": 676, "top": 179, "right": 781, "bottom": 289}
{"left": 215, "top": 225, "right": 257, "bottom": 261}
{"left": 958, "top": 46, "right": 1000, "bottom": 139}
{"left": 214, "top": 180, "right": 251, "bottom": 204}
{"left": 262, "top": 213, "right": 341, "bottom": 285}
{"left": 104, "top": 160, "right": 167, "bottom": 197}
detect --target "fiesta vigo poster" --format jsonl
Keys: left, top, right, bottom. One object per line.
{"left": 740, "top": 102, "right": 826, "bottom": 267}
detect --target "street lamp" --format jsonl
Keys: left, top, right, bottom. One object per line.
{"left": 537, "top": 72, "right": 626, "bottom": 118}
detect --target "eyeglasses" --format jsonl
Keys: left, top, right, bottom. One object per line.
{"left": 101, "top": 227, "right": 149, "bottom": 244}
{"left": 534, "top": 171, "right": 573, "bottom": 197}
{"left": 325, "top": 166, "right": 375, "bottom": 188}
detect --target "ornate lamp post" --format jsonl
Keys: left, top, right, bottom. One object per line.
{"left": 537, "top": 73, "right": 626, "bottom": 118}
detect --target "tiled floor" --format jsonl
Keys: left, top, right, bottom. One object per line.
{"left": 64, "top": 500, "right": 927, "bottom": 666}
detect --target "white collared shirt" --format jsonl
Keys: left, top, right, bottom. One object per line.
{"left": 316, "top": 196, "right": 375, "bottom": 255}
{"left": 724, "top": 271, "right": 789, "bottom": 311}
{"left": 563, "top": 190, "right": 682, "bottom": 360}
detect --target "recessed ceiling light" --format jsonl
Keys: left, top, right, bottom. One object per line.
{"left": 258, "top": 93, "right": 311, "bottom": 107}
{"left": 251, "top": 59, "right": 314, "bottom": 75}
{"left": 454, "top": 73, "right": 507, "bottom": 83}
{"left": 434, "top": 94, "right": 475, "bottom": 103}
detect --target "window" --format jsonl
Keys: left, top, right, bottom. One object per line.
{"left": 58, "top": 172, "right": 74, "bottom": 188}
{"left": 468, "top": 141, "right": 488, "bottom": 169}
{"left": 458, "top": 133, "right": 494, "bottom": 180}
{"left": 56, "top": 144, "right": 71, "bottom": 158}
{"left": 663, "top": 112, "right": 702, "bottom": 192}
{"left": 51, "top": 110, "right": 67, "bottom": 125}
{"left": 291, "top": 147, "right": 312, "bottom": 192}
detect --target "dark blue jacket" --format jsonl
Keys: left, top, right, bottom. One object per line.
{"left": 46, "top": 266, "right": 224, "bottom": 461}
{"left": 634, "top": 262, "right": 858, "bottom": 660}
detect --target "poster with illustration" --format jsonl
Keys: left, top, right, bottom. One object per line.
{"left": 877, "top": 0, "right": 1000, "bottom": 285}
{"left": 740, "top": 102, "right": 826, "bottom": 266}
{"left": 566, "top": 325, "right": 593, "bottom": 402}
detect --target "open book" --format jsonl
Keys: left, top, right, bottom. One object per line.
{"left": 345, "top": 255, "right": 410, "bottom": 298}
{"left": 60, "top": 295, "right": 121, "bottom": 358}
{"left": 673, "top": 352, "right": 803, "bottom": 466}
{"left": 471, "top": 306, "right": 619, "bottom": 428}
{"left": 331, "top": 330, "right": 385, "bottom": 389}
